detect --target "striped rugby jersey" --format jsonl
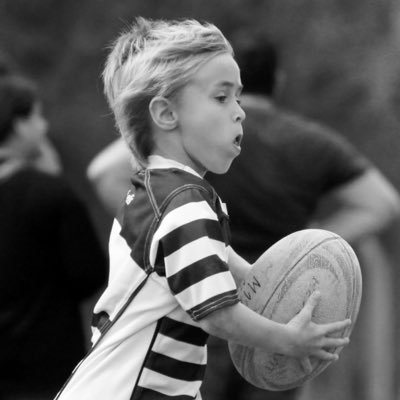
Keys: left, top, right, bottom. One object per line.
{"left": 55, "top": 157, "right": 239, "bottom": 400}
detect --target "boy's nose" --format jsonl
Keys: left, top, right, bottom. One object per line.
{"left": 234, "top": 104, "right": 246, "bottom": 122}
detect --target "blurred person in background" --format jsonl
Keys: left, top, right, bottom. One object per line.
{"left": 0, "top": 55, "right": 62, "bottom": 177}
{"left": 207, "top": 39, "right": 400, "bottom": 260}
{"left": 203, "top": 40, "right": 400, "bottom": 400}
{"left": 0, "top": 73, "right": 108, "bottom": 400}
{"left": 85, "top": 40, "right": 400, "bottom": 400}
{"left": 87, "top": 137, "right": 137, "bottom": 217}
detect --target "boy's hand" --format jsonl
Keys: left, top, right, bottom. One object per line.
{"left": 284, "top": 291, "right": 351, "bottom": 371}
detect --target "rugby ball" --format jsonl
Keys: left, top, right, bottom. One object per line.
{"left": 228, "top": 229, "right": 362, "bottom": 391}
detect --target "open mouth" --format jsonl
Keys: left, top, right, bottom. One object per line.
{"left": 234, "top": 134, "right": 243, "bottom": 148}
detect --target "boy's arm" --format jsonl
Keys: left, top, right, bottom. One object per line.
{"left": 198, "top": 291, "right": 350, "bottom": 371}
{"left": 158, "top": 187, "right": 349, "bottom": 369}
{"left": 210, "top": 234, "right": 351, "bottom": 369}
{"left": 227, "top": 246, "right": 252, "bottom": 285}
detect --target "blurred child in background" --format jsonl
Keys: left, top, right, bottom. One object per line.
{"left": 0, "top": 73, "right": 108, "bottom": 400}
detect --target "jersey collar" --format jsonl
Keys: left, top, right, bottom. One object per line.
{"left": 147, "top": 155, "right": 203, "bottom": 179}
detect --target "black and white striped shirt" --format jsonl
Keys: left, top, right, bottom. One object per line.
{"left": 56, "top": 156, "right": 239, "bottom": 400}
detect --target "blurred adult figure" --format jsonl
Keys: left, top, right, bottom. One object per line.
{"left": 85, "top": 41, "right": 400, "bottom": 400}
{"left": 203, "top": 40, "right": 400, "bottom": 400}
{"left": 0, "top": 74, "right": 108, "bottom": 400}
{"left": 207, "top": 40, "right": 400, "bottom": 258}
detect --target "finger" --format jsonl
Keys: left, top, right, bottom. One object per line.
{"left": 314, "top": 349, "right": 339, "bottom": 362}
{"left": 321, "top": 319, "right": 351, "bottom": 335}
{"left": 321, "top": 336, "right": 350, "bottom": 349}
{"left": 300, "top": 357, "right": 313, "bottom": 374}
{"left": 302, "top": 291, "right": 321, "bottom": 316}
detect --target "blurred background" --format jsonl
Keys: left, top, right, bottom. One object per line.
{"left": 1, "top": 0, "right": 400, "bottom": 399}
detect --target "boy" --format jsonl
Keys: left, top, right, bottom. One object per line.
{"left": 55, "top": 17, "right": 350, "bottom": 400}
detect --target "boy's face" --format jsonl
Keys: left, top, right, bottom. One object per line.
{"left": 173, "top": 53, "right": 245, "bottom": 175}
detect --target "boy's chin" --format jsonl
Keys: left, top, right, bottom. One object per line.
{"left": 209, "top": 163, "right": 233, "bottom": 175}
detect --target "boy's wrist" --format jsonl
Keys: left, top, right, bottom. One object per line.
{"left": 273, "top": 323, "right": 296, "bottom": 356}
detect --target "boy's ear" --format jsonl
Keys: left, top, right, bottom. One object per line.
{"left": 149, "top": 96, "right": 178, "bottom": 130}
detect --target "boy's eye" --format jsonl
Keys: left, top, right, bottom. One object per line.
{"left": 216, "top": 95, "right": 227, "bottom": 103}
{"left": 236, "top": 98, "right": 241, "bottom": 105}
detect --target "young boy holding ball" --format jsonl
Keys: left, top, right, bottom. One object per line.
{"left": 55, "top": 17, "right": 350, "bottom": 400}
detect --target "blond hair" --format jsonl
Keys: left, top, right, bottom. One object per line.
{"left": 103, "top": 17, "right": 233, "bottom": 164}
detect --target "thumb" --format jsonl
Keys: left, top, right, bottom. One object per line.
{"left": 300, "top": 357, "right": 313, "bottom": 374}
{"left": 303, "top": 290, "right": 321, "bottom": 315}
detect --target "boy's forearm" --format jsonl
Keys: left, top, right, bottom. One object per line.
{"left": 199, "top": 302, "right": 289, "bottom": 355}
{"left": 222, "top": 249, "right": 290, "bottom": 353}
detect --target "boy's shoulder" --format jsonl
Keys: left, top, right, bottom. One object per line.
{"left": 134, "top": 167, "right": 217, "bottom": 209}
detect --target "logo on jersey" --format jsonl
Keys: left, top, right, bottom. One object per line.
{"left": 125, "top": 190, "right": 135, "bottom": 205}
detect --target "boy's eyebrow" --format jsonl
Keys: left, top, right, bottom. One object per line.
{"left": 216, "top": 81, "right": 243, "bottom": 93}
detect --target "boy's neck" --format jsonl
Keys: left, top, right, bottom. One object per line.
{"left": 147, "top": 154, "right": 204, "bottom": 179}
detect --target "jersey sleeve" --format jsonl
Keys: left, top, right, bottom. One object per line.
{"left": 152, "top": 187, "right": 239, "bottom": 321}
